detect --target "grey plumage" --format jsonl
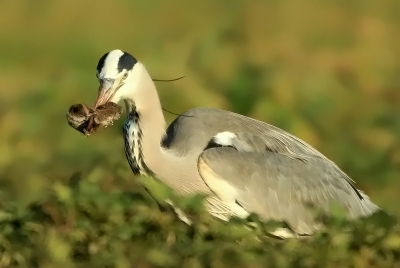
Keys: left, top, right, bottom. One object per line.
{"left": 93, "top": 49, "right": 380, "bottom": 238}
{"left": 164, "top": 108, "right": 378, "bottom": 234}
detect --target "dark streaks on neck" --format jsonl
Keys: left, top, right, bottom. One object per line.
{"left": 123, "top": 105, "right": 154, "bottom": 177}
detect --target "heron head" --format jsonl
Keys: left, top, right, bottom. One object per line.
{"left": 94, "top": 49, "right": 139, "bottom": 107}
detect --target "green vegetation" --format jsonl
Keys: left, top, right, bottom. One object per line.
{"left": 0, "top": 0, "right": 399, "bottom": 267}
{"left": 0, "top": 176, "right": 399, "bottom": 267}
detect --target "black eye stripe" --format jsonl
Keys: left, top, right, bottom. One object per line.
{"left": 118, "top": 52, "right": 137, "bottom": 73}
{"left": 96, "top": 51, "right": 137, "bottom": 76}
{"left": 96, "top": 52, "right": 109, "bottom": 74}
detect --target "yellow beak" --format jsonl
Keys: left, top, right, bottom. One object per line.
{"left": 94, "top": 79, "right": 115, "bottom": 108}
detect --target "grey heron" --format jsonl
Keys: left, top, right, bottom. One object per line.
{"left": 91, "top": 49, "right": 379, "bottom": 238}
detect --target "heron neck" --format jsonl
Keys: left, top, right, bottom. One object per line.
{"left": 125, "top": 64, "right": 166, "bottom": 175}
{"left": 124, "top": 64, "right": 204, "bottom": 194}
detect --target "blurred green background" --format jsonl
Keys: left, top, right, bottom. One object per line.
{"left": 0, "top": 0, "right": 399, "bottom": 213}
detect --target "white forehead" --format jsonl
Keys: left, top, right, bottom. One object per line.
{"left": 97, "top": 49, "right": 124, "bottom": 79}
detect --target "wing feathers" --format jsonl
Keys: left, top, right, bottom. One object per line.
{"left": 198, "top": 141, "right": 379, "bottom": 235}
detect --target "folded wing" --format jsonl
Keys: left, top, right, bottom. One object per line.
{"left": 198, "top": 131, "right": 379, "bottom": 235}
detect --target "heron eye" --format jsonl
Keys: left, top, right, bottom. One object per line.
{"left": 122, "top": 73, "right": 128, "bottom": 80}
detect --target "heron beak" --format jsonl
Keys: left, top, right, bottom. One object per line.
{"left": 94, "top": 79, "right": 116, "bottom": 108}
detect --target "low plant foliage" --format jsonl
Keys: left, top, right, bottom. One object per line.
{"left": 0, "top": 173, "right": 398, "bottom": 268}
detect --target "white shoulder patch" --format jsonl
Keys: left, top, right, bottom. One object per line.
{"left": 213, "top": 131, "right": 236, "bottom": 146}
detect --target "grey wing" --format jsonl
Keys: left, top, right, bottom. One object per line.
{"left": 198, "top": 132, "right": 379, "bottom": 235}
